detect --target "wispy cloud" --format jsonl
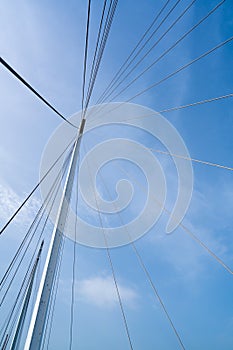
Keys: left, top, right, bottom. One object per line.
{"left": 145, "top": 178, "right": 233, "bottom": 283}
{"left": 0, "top": 180, "right": 40, "bottom": 227}
{"left": 77, "top": 275, "right": 139, "bottom": 309}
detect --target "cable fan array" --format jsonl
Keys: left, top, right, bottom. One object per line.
{"left": 0, "top": 0, "right": 233, "bottom": 349}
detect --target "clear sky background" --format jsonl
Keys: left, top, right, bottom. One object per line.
{"left": 0, "top": 0, "right": 233, "bottom": 349}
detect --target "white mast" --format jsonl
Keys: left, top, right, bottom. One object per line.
{"left": 24, "top": 119, "right": 86, "bottom": 350}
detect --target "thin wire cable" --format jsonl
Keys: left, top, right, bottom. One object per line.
{"left": 116, "top": 161, "right": 233, "bottom": 275}
{"left": 0, "top": 136, "right": 76, "bottom": 236}
{"left": 0, "top": 242, "right": 44, "bottom": 347}
{"left": 41, "top": 236, "right": 65, "bottom": 350}
{"left": 96, "top": 0, "right": 172, "bottom": 104}
{"left": 0, "top": 177, "right": 57, "bottom": 292}
{"left": 83, "top": 0, "right": 115, "bottom": 113}
{"left": 0, "top": 155, "right": 71, "bottom": 315}
{"left": 104, "top": 239, "right": 134, "bottom": 350}
{"left": 0, "top": 282, "right": 26, "bottom": 344}
{"left": 88, "top": 128, "right": 233, "bottom": 274}
{"left": 8, "top": 241, "right": 44, "bottom": 350}
{"left": 90, "top": 145, "right": 186, "bottom": 349}
{"left": 93, "top": 34, "right": 233, "bottom": 123}
{"left": 0, "top": 269, "right": 32, "bottom": 348}
{"left": 69, "top": 157, "right": 80, "bottom": 350}
{"left": 83, "top": 141, "right": 134, "bottom": 350}
{"left": 147, "top": 147, "right": 233, "bottom": 172}
{"left": 0, "top": 201, "right": 45, "bottom": 289}
{"left": 85, "top": 0, "right": 108, "bottom": 100}
{"left": 81, "top": 0, "right": 92, "bottom": 116}
{"left": 0, "top": 147, "right": 73, "bottom": 290}
{"left": 100, "top": 0, "right": 226, "bottom": 105}
{"left": 104, "top": 0, "right": 197, "bottom": 103}
{"left": 0, "top": 57, "right": 77, "bottom": 128}
{"left": 87, "top": 92, "right": 233, "bottom": 209}
{"left": 107, "top": 0, "right": 226, "bottom": 102}
{"left": 159, "top": 92, "right": 233, "bottom": 113}
{"left": 89, "top": 124, "right": 233, "bottom": 173}
{"left": 83, "top": 0, "right": 118, "bottom": 115}
{"left": 6, "top": 153, "right": 70, "bottom": 346}
{"left": 87, "top": 92, "right": 233, "bottom": 131}
{"left": 46, "top": 239, "right": 65, "bottom": 350}
{"left": 0, "top": 152, "right": 71, "bottom": 307}
{"left": 130, "top": 241, "right": 186, "bottom": 349}
{"left": 97, "top": 0, "right": 177, "bottom": 104}
{"left": 126, "top": 34, "right": 233, "bottom": 103}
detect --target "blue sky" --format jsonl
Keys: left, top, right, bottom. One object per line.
{"left": 0, "top": 0, "right": 233, "bottom": 349}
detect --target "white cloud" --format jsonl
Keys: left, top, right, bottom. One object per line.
{"left": 77, "top": 275, "right": 139, "bottom": 309}
{"left": 0, "top": 181, "right": 41, "bottom": 227}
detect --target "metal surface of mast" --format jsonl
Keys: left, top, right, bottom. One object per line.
{"left": 10, "top": 241, "right": 44, "bottom": 350}
{"left": 24, "top": 119, "right": 86, "bottom": 350}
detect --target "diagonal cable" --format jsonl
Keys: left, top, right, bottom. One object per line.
{"left": 85, "top": 0, "right": 108, "bottom": 103}
{"left": 89, "top": 128, "right": 233, "bottom": 275}
{"left": 88, "top": 93, "right": 233, "bottom": 130}
{"left": 0, "top": 150, "right": 72, "bottom": 305}
{"left": 0, "top": 242, "right": 44, "bottom": 348}
{"left": 81, "top": 0, "right": 92, "bottom": 116}
{"left": 91, "top": 34, "right": 233, "bottom": 122}
{"left": 41, "top": 235, "right": 65, "bottom": 350}
{"left": 0, "top": 57, "right": 77, "bottom": 128}
{"left": 83, "top": 141, "right": 134, "bottom": 350}
{"left": 107, "top": 0, "right": 226, "bottom": 102}
{"left": 83, "top": 0, "right": 118, "bottom": 119}
{"left": 0, "top": 136, "right": 77, "bottom": 236}
{"left": 159, "top": 92, "right": 233, "bottom": 113}
{"left": 69, "top": 156, "right": 80, "bottom": 350}
{"left": 103, "top": 0, "right": 197, "bottom": 103}
{"left": 116, "top": 161, "right": 233, "bottom": 275}
{"left": 96, "top": 0, "right": 176, "bottom": 104}
{"left": 91, "top": 147, "right": 186, "bottom": 349}
{"left": 147, "top": 147, "right": 233, "bottom": 172}
{"left": 126, "top": 35, "right": 233, "bottom": 103}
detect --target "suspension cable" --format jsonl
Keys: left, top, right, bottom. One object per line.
{"left": 96, "top": 0, "right": 174, "bottom": 104}
{"left": 83, "top": 0, "right": 118, "bottom": 116}
{"left": 103, "top": 0, "right": 196, "bottom": 103}
{"left": 83, "top": 141, "right": 134, "bottom": 350}
{"left": 116, "top": 161, "right": 233, "bottom": 275}
{"left": 90, "top": 34, "right": 232, "bottom": 124}
{"left": 81, "top": 0, "right": 92, "bottom": 116}
{"left": 107, "top": 0, "right": 226, "bottom": 102}
{"left": 130, "top": 241, "right": 186, "bottom": 349}
{"left": 125, "top": 35, "right": 233, "bottom": 103}
{"left": 0, "top": 150, "right": 72, "bottom": 306}
{"left": 69, "top": 156, "right": 80, "bottom": 350}
{"left": 0, "top": 146, "right": 73, "bottom": 291}
{"left": 90, "top": 144, "right": 186, "bottom": 349}
{"left": 0, "top": 57, "right": 77, "bottom": 128}
{"left": 148, "top": 147, "right": 233, "bottom": 172}
{"left": 159, "top": 92, "right": 233, "bottom": 113}
{"left": 88, "top": 92, "right": 233, "bottom": 132}
{"left": 86, "top": 127, "right": 233, "bottom": 275}
{"left": 9, "top": 240, "right": 44, "bottom": 350}
{"left": 92, "top": 33, "right": 233, "bottom": 122}
{"left": 0, "top": 136, "right": 76, "bottom": 236}
{"left": 41, "top": 236, "right": 65, "bottom": 350}
{"left": 0, "top": 242, "right": 44, "bottom": 348}
{"left": 85, "top": 0, "right": 108, "bottom": 103}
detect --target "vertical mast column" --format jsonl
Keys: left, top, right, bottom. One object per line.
{"left": 24, "top": 119, "right": 86, "bottom": 350}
